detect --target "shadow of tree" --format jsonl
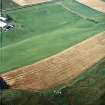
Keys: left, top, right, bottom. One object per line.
{"left": 0, "top": 77, "right": 10, "bottom": 90}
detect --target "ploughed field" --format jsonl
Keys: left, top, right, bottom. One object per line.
{"left": 75, "top": 0, "right": 105, "bottom": 13}
{"left": 0, "top": 0, "right": 105, "bottom": 73}
{"left": 1, "top": 57, "right": 105, "bottom": 105}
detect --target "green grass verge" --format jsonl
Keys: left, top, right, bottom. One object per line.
{"left": 1, "top": 58, "right": 105, "bottom": 105}
{"left": 0, "top": 90, "right": 56, "bottom": 105}
{"left": 0, "top": 0, "right": 105, "bottom": 73}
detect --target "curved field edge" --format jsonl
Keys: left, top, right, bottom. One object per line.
{"left": 1, "top": 57, "right": 105, "bottom": 105}
{"left": 12, "top": 0, "right": 50, "bottom": 6}
{"left": 75, "top": 0, "right": 105, "bottom": 13}
{"left": 0, "top": 0, "right": 105, "bottom": 73}
{"left": 1, "top": 32, "right": 105, "bottom": 90}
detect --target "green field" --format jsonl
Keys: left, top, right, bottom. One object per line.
{"left": 1, "top": 0, "right": 105, "bottom": 105}
{"left": 1, "top": 58, "right": 105, "bottom": 105}
{"left": 0, "top": 0, "right": 105, "bottom": 73}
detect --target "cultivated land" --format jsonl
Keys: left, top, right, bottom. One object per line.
{"left": 1, "top": 32, "right": 105, "bottom": 90}
{"left": 76, "top": 0, "right": 105, "bottom": 13}
{"left": 0, "top": 0, "right": 105, "bottom": 105}
{"left": 0, "top": 0, "right": 105, "bottom": 73}
{"left": 13, "top": 0, "right": 50, "bottom": 6}
{"left": 1, "top": 58, "right": 105, "bottom": 105}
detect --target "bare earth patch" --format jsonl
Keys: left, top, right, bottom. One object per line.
{"left": 12, "top": 0, "right": 50, "bottom": 6}
{"left": 76, "top": 0, "right": 105, "bottom": 13}
{"left": 1, "top": 32, "right": 105, "bottom": 90}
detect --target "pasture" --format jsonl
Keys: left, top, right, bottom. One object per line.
{"left": 0, "top": 0, "right": 105, "bottom": 73}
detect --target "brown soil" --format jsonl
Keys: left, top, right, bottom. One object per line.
{"left": 76, "top": 0, "right": 105, "bottom": 13}
{"left": 12, "top": 0, "right": 50, "bottom": 6}
{"left": 1, "top": 32, "right": 105, "bottom": 91}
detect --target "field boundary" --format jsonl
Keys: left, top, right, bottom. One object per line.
{"left": 1, "top": 32, "right": 105, "bottom": 90}
{"left": 76, "top": 0, "right": 105, "bottom": 13}
{"left": 59, "top": 3, "right": 98, "bottom": 23}
{"left": 1, "top": 0, "right": 53, "bottom": 12}
{"left": 60, "top": 3, "right": 87, "bottom": 19}
{"left": 12, "top": 0, "right": 51, "bottom": 6}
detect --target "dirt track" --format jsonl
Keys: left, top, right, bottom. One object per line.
{"left": 1, "top": 32, "right": 105, "bottom": 90}
{"left": 12, "top": 0, "right": 50, "bottom": 6}
{"left": 76, "top": 0, "right": 105, "bottom": 13}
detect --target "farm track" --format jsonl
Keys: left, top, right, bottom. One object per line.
{"left": 60, "top": 3, "right": 87, "bottom": 19}
{"left": 76, "top": 0, "right": 105, "bottom": 13}
{"left": 1, "top": 32, "right": 105, "bottom": 90}
{"left": 60, "top": 3, "right": 97, "bottom": 23}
